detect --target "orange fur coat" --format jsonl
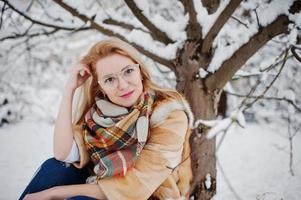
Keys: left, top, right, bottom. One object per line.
{"left": 73, "top": 98, "right": 193, "bottom": 200}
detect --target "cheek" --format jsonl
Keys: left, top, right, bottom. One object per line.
{"left": 104, "top": 89, "right": 115, "bottom": 100}
{"left": 136, "top": 80, "right": 143, "bottom": 91}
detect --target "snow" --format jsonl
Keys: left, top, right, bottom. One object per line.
{"left": 126, "top": 29, "right": 183, "bottom": 59}
{"left": 207, "top": 118, "right": 232, "bottom": 139}
{"left": 199, "top": 68, "right": 209, "bottom": 78}
{"left": 8, "top": 0, "right": 31, "bottom": 12}
{"left": 257, "top": 0, "right": 294, "bottom": 27}
{"left": 0, "top": 121, "right": 53, "bottom": 200}
{"left": 1, "top": 120, "right": 300, "bottom": 199}
{"left": 289, "top": 13, "right": 301, "bottom": 30}
{"left": 134, "top": 0, "right": 188, "bottom": 42}
{"left": 215, "top": 123, "right": 301, "bottom": 200}
{"left": 236, "top": 109, "right": 246, "bottom": 128}
{"left": 149, "top": 14, "right": 188, "bottom": 41}
{"left": 193, "top": 118, "right": 218, "bottom": 129}
{"left": 205, "top": 173, "right": 212, "bottom": 189}
{"left": 232, "top": 69, "right": 262, "bottom": 79}
{"left": 193, "top": 0, "right": 230, "bottom": 37}
{"left": 205, "top": 0, "right": 299, "bottom": 74}
{"left": 288, "top": 25, "right": 298, "bottom": 46}
{"left": 1, "top": 1, "right": 301, "bottom": 199}
{"left": 207, "top": 23, "right": 258, "bottom": 73}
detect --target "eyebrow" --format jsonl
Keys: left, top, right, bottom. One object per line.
{"left": 102, "top": 65, "right": 133, "bottom": 79}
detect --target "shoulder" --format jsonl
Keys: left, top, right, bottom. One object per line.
{"left": 150, "top": 95, "right": 194, "bottom": 128}
{"left": 147, "top": 97, "right": 191, "bottom": 156}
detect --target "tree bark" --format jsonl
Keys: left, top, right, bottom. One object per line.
{"left": 174, "top": 41, "right": 222, "bottom": 200}
{"left": 176, "top": 73, "right": 219, "bottom": 200}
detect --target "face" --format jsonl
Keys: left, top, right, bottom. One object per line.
{"left": 95, "top": 53, "right": 143, "bottom": 107}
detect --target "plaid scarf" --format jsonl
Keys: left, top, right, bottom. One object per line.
{"left": 83, "top": 90, "right": 156, "bottom": 179}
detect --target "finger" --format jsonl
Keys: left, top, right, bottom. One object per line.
{"left": 83, "top": 66, "right": 92, "bottom": 75}
{"left": 79, "top": 69, "right": 86, "bottom": 77}
{"left": 78, "top": 64, "right": 91, "bottom": 74}
{"left": 79, "top": 68, "right": 92, "bottom": 77}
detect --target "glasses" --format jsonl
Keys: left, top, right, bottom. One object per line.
{"left": 97, "top": 63, "right": 141, "bottom": 89}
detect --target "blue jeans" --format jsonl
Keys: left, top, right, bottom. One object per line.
{"left": 19, "top": 157, "right": 97, "bottom": 200}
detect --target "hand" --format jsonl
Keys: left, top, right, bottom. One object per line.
{"left": 66, "top": 62, "right": 92, "bottom": 91}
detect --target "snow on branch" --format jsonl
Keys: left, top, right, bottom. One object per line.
{"left": 205, "top": 14, "right": 291, "bottom": 91}
{"left": 193, "top": 0, "right": 231, "bottom": 38}
{"left": 193, "top": 108, "right": 246, "bottom": 140}
{"left": 180, "top": 0, "right": 202, "bottom": 40}
{"left": 52, "top": 0, "right": 174, "bottom": 70}
{"left": 103, "top": 18, "right": 147, "bottom": 33}
{"left": 201, "top": 0, "right": 243, "bottom": 53}
{"left": 124, "top": 0, "right": 174, "bottom": 45}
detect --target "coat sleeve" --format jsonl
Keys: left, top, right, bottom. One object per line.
{"left": 96, "top": 110, "right": 188, "bottom": 200}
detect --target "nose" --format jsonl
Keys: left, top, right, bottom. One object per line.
{"left": 117, "top": 75, "right": 129, "bottom": 90}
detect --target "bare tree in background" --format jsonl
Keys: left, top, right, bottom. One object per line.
{"left": 1, "top": 0, "right": 301, "bottom": 199}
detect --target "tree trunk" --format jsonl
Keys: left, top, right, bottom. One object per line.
{"left": 175, "top": 46, "right": 220, "bottom": 199}
{"left": 183, "top": 83, "right": 218, "bottom": 200}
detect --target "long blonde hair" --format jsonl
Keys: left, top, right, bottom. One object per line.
{"left": 72, "top": 37, "right": 185, "bottom": 129}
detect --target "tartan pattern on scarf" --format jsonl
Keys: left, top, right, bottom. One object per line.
{"left": 83, "top": 90, "right": 156, "bottom": 179}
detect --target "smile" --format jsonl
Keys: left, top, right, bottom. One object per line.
{"left": 120, "top": 90, "right": 134, "bottom": 98}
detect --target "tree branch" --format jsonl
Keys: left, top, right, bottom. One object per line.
{"left": 291, "top": 46, "right": 301, "bottom": 62}
{"left": 0, "top": 1, "right": 6, "bottom": 29}
{"left": 205, "top": 15, "right": 290, "bottom": 91}
{"left": 52, "top": 0, "right": 174, "bottom": 70}
{"left": 124, "top": 0, "right": 174, "bottom": 45}
{"left": 0, "top": 27, "right": 92, "bottom": 42}
{"left": 201, "top": 0, "right": 221, "bottom": 14}
{"left": 1, "top": 0, "right": 79, "bottom": 31}
{"left": 103, "top": 18, "right": 148, "bottom": 34}
{"left": 243, "top": 48, "right": 289, "bottom": 110}
{"left": 180, "top": 0, "right": 202, "bottom": 40}
{"left": 230, "top": 15, "right": 249, "bottom": 29}
{"left": 226, "top": 91, "right": 301, "bottom": 113}
{"left": 0, "top": 28, "right": 58, "bottom": 42}
{"left": 201, "top": 0, "right": 242, "bottom": 53}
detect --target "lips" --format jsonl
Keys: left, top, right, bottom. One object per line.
{"left": 120, "top": 90, "right": 134, "bottom": 98}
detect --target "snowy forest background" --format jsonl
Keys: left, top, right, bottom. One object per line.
{"left": 0, "top": 0, "right": 301, "bottom": 200}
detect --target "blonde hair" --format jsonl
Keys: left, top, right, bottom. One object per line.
{"left": 72, "top": 37, "right": 185, "bottom": 129}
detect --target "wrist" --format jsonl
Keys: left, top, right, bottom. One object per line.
{"left": 48, "top": 187, "right": 59, "bottom": 199}
{"left": 64, "top": 84, "right": 76, "bottom": 93}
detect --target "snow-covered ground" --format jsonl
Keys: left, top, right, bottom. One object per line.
{"left": 215, "top": 123, "right": 301, "bottom": 200}
{"left": 0, "top": 121, "right": 300, "bottom": 200}
{"left": 0, "top": 121, "right": 53, "bottom": 200}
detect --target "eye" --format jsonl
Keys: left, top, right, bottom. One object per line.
{"left": 104, "top": 77, "right": 116, "bottom": 84}
{"left": 124, "top": 68, "right": 134, "bottom": 75}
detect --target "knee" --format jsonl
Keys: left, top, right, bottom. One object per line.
{"left": 41, "top": 157, "right": 66, "bottom": 169}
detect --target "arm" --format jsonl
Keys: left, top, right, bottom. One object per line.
{"left": 53, "top": 62, "right": 91, "bottom": 161}
{"left": 53, "top": 86, "right": 75, "bottom": 161}
{"left": 23, "top": 183, "right": 107, "bottom": 200}
{"left": 97, "top": 110, "right": 189, "bottom": 200}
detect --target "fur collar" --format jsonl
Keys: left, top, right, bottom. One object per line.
{"left": 150, "top": 98, "right": 194, "bottom": 128}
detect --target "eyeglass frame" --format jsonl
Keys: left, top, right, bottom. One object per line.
{"left": 97, "top": 63, "right": 141, "bottom": 89}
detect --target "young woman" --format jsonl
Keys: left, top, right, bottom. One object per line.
{"left": 19, "top": 37, "right": 193, "bottom": 200}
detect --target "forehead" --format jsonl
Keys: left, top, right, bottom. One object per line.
{"left": 95, "top": 53, "right": 134, "bottom": 76}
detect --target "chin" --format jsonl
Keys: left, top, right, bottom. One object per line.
{"left": 121, "top": 97, "right": 138, "bottom": 107}
{"left": 110, "top": 88, "right": 143, "bottom": 108}
{"left": 110, "top": 96, "right": 136, "bottom": 108}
